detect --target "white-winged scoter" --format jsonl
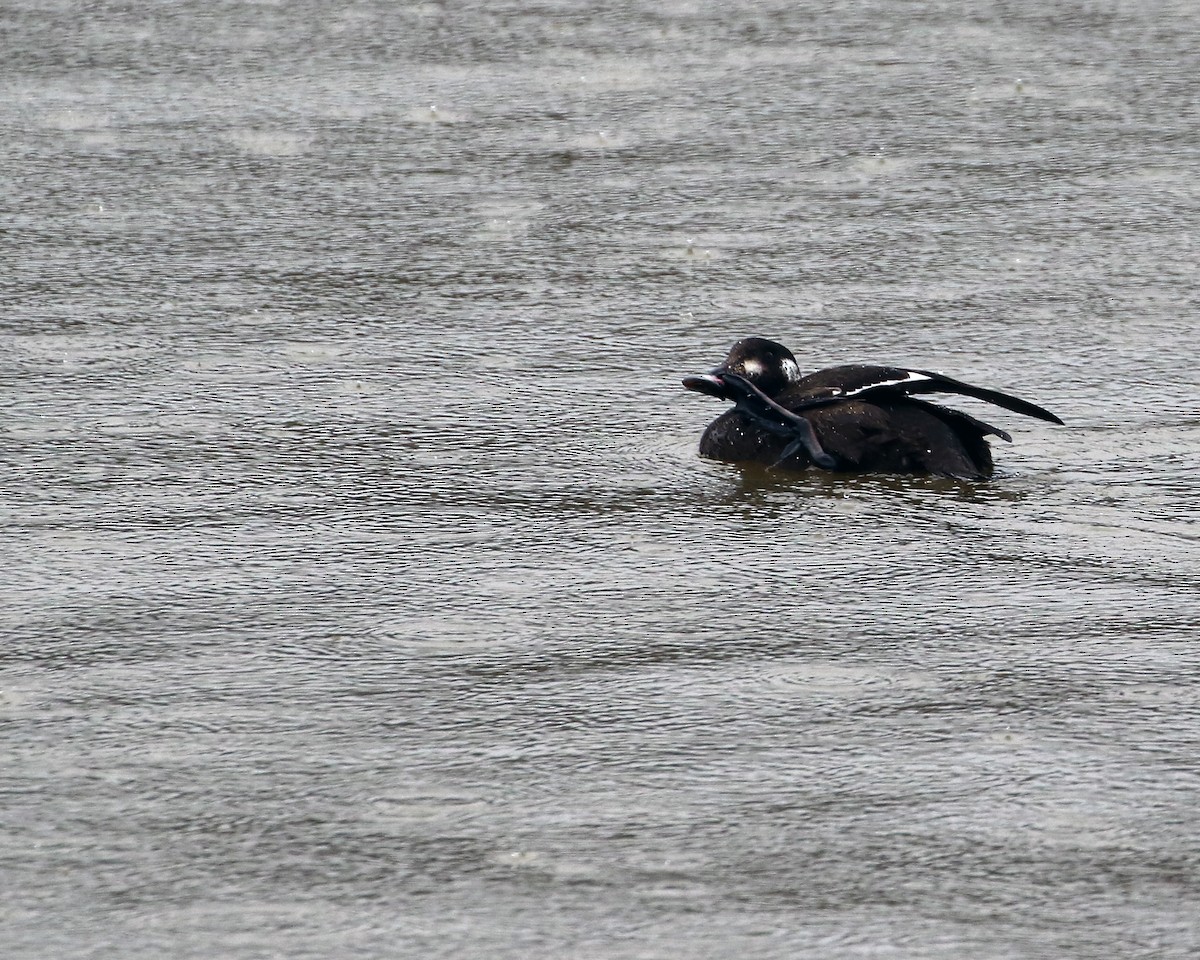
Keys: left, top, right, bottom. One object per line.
{"left": 683, "top": 337, "right": 1063, "bottom": 480}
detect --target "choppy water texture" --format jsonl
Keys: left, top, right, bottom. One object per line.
{"left": 4, "top": 2, "right": 1200, "bottom": 958}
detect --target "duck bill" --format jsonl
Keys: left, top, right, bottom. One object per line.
{"left": 681, "top": 371, "right": 730, "bottom": 399}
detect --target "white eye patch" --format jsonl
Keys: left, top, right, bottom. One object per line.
{"left": 740, "top": 358, "right": 764, "bottom": 376}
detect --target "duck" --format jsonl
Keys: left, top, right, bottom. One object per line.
{"left": 683, "top": 337, "right": 1063, "bottom": 480}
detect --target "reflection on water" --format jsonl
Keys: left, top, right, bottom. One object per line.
{"left": 5, "top": 0, "right": 1200, "bottom": 958}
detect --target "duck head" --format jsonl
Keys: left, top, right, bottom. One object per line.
{"left": 682, "top": 337, "right": 802, "bottom": 400}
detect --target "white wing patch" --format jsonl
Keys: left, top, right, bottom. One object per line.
{"left": 843, "top": 371, "right": 932, "bottom": 397}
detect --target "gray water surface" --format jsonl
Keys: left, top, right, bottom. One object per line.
{"left": 4, "top": 2, "right": 1200, "bottom": 958}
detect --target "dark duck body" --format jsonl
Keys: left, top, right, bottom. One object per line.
{"left": 683, "top": 337, "right": 1063, "bottom": 480}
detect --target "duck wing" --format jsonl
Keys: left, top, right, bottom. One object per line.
{"left": 787, "top": 365, "right": 1064, "bottom": 425}
{"left": 904, "top": 396, "right": 1012, "bottom": 442}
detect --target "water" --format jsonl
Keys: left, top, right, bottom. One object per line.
{"left": 4, "top": 1, "right": 1200, "bottom": 957}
